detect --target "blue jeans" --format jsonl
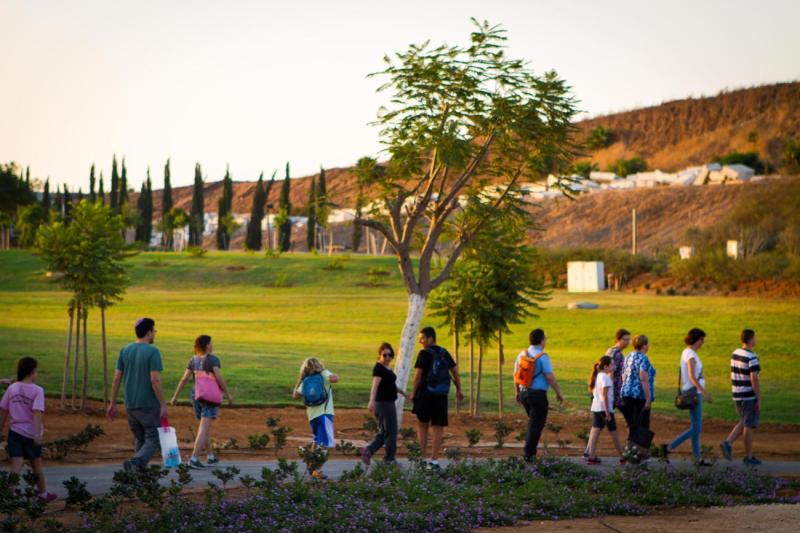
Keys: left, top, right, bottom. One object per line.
{"left": 669, "top": 394, "right": 703, "bottom": 457}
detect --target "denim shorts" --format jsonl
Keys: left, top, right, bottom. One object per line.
{"left": 592, "top": 412, "right": 618, "bottom": 431}
{"left": 6, "top": 430, "right": 42, "bottom": 460}
{"left": 192, "top": 399, "right": 219, "bottom": 420}
{"left": 735, "top": 399, "right": 760, "bottom": 428}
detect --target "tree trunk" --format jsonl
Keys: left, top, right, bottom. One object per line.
{"left": 475, "top": 343, "right": 484, "bottom": 417}
{"left": 80, "top": 310, "right": 89, "bottom": 410}
{"left": 469, "top": 329, "right": 475, "bottom": 416}
{"left": 101, "top": 303, "right": 109, "bottom": 405}
{"left": 453, "top": 322, "right": 460, "bottom": 415}
{"left": 60, "top": 305, "right": 75, "bottom": 409}
{"left": 498, "top": 330, "right": 504, "bottom": 419}
{"left": 393, "top": 292, "right": 427, "bottom": 424}
{"left": 71, "top": 303, "right": 81, "bottom": 409}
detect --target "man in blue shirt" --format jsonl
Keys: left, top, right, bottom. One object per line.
{"left": 514, "top": 328, "right": 564, "bottom": 461}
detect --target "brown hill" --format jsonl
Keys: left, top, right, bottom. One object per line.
{"left": 529, "top": 178, "right": 798, "bottom": 252}
{"left": 579, "top": 82, "right": 800, "bottom": 171}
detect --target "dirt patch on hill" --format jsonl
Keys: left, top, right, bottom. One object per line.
{"left": 16, "top": 399, "right": 800, "bottom": 467}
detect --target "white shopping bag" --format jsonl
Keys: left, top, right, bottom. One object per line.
{"left": 158, "top": 419, "right": 181, "bottom": 468}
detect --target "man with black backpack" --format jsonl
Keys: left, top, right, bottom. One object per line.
{"left": 410, "top": 326, "right": 464, "bottom": 469}
{"left": 513, "top": 328, "right": 564, "bottom": 462}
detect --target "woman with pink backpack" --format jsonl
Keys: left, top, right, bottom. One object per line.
{"left": 170, "top": 335, "right": 232, "bottom": 469}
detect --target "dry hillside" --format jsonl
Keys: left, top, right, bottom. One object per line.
{"left": 579, "top": 82, "right": 800, "bottom": 171}
{"left": 529, "top": 177, "right": 797, "bottom": 252}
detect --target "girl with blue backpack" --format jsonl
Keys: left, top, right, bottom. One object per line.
{"left": 293, "top": 357, "right": 338, "bottom": 478}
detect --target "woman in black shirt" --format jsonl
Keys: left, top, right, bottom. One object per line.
{"left": 361, "top": 343, "right": 407, "bottom": 465}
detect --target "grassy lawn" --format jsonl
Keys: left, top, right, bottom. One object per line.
{"left": 0, "top": 249, "right": 798, "bottom": 423}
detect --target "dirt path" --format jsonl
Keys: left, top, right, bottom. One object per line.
{"left": 478, "top": 504, "right": 800, "bottom": 532}
{"left": 22, "top": 399, "right": 800, "bottom": 466}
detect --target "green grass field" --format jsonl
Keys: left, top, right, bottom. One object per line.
{"left": 1, "top": 250, "right": 798, "bottom": 424}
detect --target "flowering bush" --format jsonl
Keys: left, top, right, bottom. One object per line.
{"left": 3, "top": 457, "right": 789, "bottom": 532}
{"left": 297, "top": 443, "right": 329, "bottom": 474}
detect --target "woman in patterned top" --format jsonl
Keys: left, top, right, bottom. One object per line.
{"left": 619, "top": 334, "right": 656, "bottom": 443}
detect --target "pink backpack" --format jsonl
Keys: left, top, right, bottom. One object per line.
{"left": 194, "top": 357, "right": 222, "bottom": 406}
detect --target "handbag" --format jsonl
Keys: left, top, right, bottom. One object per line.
{"left": 194, "top": 356, "right": 223, "bottom": 406}
{"left": 675, "top": 365, "right": 699, "bottom": 410}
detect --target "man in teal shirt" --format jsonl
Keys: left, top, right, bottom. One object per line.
{"left": 107, "top": 318, "right": 167, "bottom": 471}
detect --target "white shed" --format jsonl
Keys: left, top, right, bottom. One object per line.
{"left": 589, "top": 171, "right": 621, "bottom": 184}
{"left": 567, "top": 261, "right": 606, "bottom": 292}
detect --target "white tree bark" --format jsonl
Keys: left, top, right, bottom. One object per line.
{"left": 394, "top": 292, "right": 427, "bottom": 424}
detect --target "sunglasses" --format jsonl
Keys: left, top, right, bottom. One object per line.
{"left": 382, "top": 352, "right": 394, "bottom": 358}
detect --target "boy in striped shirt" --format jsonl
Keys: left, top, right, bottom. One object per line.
{"left": 720, "top": 329, "right": 761, "bottom": 466}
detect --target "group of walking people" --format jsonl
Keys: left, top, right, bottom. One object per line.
{"left": 0, "top": 317, "right": 764, "bottom": 500}
{"left": 576, "top": 327, "right": 763, "bottom": 466}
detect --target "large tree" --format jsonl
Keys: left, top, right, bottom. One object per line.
{"left": 216, "top": 165, "right": 234, "bottom": 250}
{"left": 246, "top": 172, "right": 266, "bottom": 251}
{"left": 42, "top": 178, "right": 51, "bottom": 213}
{"left": 354, "top": 20, "right": 578, "bottom": 421}
{"left": 189, "top": 163, "right": 205, "bottom": 246}
{"left": 276, "top": 162, "right": 292, "bottom": 252}
{"left": 110, "top": 155, "right": 119, "bottom": 211}
{"left": 98, "top": 172, "right": 105, "bottom": 206}
{"left": 161, "top": 158, "right": 173, "bottom": 248}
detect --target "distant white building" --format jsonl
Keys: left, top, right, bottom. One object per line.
{"left": 708, "top": 164, "right": 755, "bottom": 184}
{"left": 589, "top": 171, "right": 622, "bottom": 184}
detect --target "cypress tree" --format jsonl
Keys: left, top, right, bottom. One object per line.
{"left": 63, "top": 184, "right": 72, "bottom": 221}
{"left": 119, "top": 158, "right": 128, "bottom": 207}
{"left": 306, "top": 177, "right": 316, "bottom": 251}
{"left": 89, "top": 164, "right": 96, "bottom": 203}
{"left": 216, "top": 165, "right": 234, "bottom": 250}
{"left": 25, "top": 166, "right": 30, "bottom": 186}
{"left": 110, "top": 155, "right": 119, "bottom": 211}
{"left": 189, "top": 163, "right": 204, "bottom": 246}
{"left": 245, "top": 172, "right": 265, "bottom": 250}
{"left": 42, "top": 179, "right": 51, "bottom": 212}
{"left": 352, "top": 187, "right": 364, "bottom": 252}
{"left": 54, "top": 187, "right": 62, "bottom": 218}
{"left": 316, "top": 166, "right": 328, "bottom": 229}
{"left": 144, "top": 168, "right": 153, "bottom": 244}
{"left": 162, "top": 158, "right": 173, "bottom": 248}
{"left": 77, "top": 187, "right": 84, "bottom": 203}
{"left": 98, "top": 172, "right": 105, "bottom": 205}
{"left": 278, "top": 162, "right": 292, "bottom": 251}
{"left": 136, "top": 181, "right": 147, "bottom": 243}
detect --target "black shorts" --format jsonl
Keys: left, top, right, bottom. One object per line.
{"left": 592, "top": 412, "right": 617, "bottom": 431}
{"left": 412, "top": 394, "right": 449, "bottom": 426}
{"left": 6, "top": 430, "right": 42, "bottom": 460}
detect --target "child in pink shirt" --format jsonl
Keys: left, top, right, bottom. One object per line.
{"left": 0, "top": 357, "right": 56, "bottom": 502}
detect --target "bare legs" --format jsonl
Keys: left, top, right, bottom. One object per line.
{"left": 416, "top": 421, "right": 444, "bottom": 461}
{"left": 9, "top": 457, "right": 48, "bottom": 493}
{"left": 587, "top": 428, "right": 624, "bottom": 459}
{"left": 725, "top": 422, "right": 755, "bottom": 458}
{"left": 192, "top": 417, "right": 213, "bottom": 459}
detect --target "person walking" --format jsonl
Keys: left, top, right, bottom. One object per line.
{"left": 585, "top": 356, "right": 624, "bottom": 465}
{"left": 170, "top": 335, "right": 232, "bottom": 469}
{"left": 513, "top": 328, "right": 565, "bottom": 462}
{"left": 361, "top": 343, "right": 408, "bottom": 466}
{"left": 619, "top": 334, "right": 656, "bottom": 456}
{"left": 293, "top": 357, "right": 338, "bottom": 479}
{"left": 0, "top": 357, "right": 57, "bottom": 502}
{"left": 106, "top": 318, "right": 167, "bottom": 472}
{"left": 667, "top": 328, "right": 713, "bottom": 465}
{"left": 410, "top": 326, "right": 464, "bottom": 469}
{"left": 585, "top": 328, "right": 630, "bottom": 458}
{"left": 720, "top": 329, "right": 762, "bottom": 466}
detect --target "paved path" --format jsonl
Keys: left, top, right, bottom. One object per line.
{"left": 38, "top": 456, "right": 800, "bottom": 497}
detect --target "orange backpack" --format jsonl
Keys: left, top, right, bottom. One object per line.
{"left": 513, "top": 350, "right": 547, "bottom": 389}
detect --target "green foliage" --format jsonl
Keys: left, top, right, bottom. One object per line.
{"left": 211, "top": 466, "right": 240, "bottom": 487}
{"left": 246, "top": 172, "right": 266, "bottom": 251}
{"left": 362, "top": 415, "right": 379, "bottom": 432}
{"left": 277, "top": 163, "right": 292, "bottom": 252}
{"left": 571, "top": 160, "right": 598, "bottom": 179}
{"left": 248, "top": 433, "right": 270, "bottom": 450}
{"left": 44, "top": 424, "right": 105, "bottom": 460}
{"left": 216, "top": 166, "right": 234, "bottom": 250}
{"left": 404, "top": 441, "right": 422, "bottom": 463}
{"left": 534, "top": 247, "right": 668, "bottom": 286}
{"left": 586, "top": 126, "right": 616, "bottom": 150}
{"left": 445, "top": 447, "right": 463, "bottom": 461}
{"left": 270, "top": 424, "right": 292, "bottom": 454}
{"left": 110, "top": 155, "right": 119, "bottom": 211}
{"left": 714, "top": 150, "right": 769, "bottom": 174}
{"left": 493, "top": 419, "right": 513, "bottom": 448}
{"left": 465, "top": 428, "right": 482, "bottom": 447}
{"left": 306, "top": 176, "right": 317, "bottom": 251}
{"left": 135, "top": 170, "right": 154, "bottom": 244}
{"left": 62, "top": 477, "right": 91, "bottom": 507}
{"left": 0, "top": 162, "right": 35, "bottom": 215}
{"left": 782, "top": 137, "right": 800, "bottom": 173}
{"left": 15, "top": 203, "right": 48, "bottom": 248}
{"left": 298, "top": 443, "right": 329, "bottom": 474}
{"left": 185, "top": 246, "right": 207, "bottom": 258}
{"left": 606, "top": 156, "right": 647, "bottom": 177}
{"left": 335, "top": 440, "right": 360, "bottom": 456}
{"left": 399, "top": 427, "right": 417, "bottom": 441}
{"left": 322, "top": 259, "right": 344, "bottom": 271}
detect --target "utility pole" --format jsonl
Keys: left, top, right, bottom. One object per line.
{"left": 631, "top": 208, "right": 637, "bottom": 255}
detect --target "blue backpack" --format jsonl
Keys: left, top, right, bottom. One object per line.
{"left": 301, "top": 373, "right": 329, "bottom": 407}
{"left": 426, "top": 347, "right": 452, "bottom": 396}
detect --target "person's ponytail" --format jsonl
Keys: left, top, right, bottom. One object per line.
{"left": 588, "top": 363, "right": 600, "bottom": 393}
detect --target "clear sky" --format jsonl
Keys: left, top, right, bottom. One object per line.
{"left": 2, "top": 0, "right": 798, "bottom": 191}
